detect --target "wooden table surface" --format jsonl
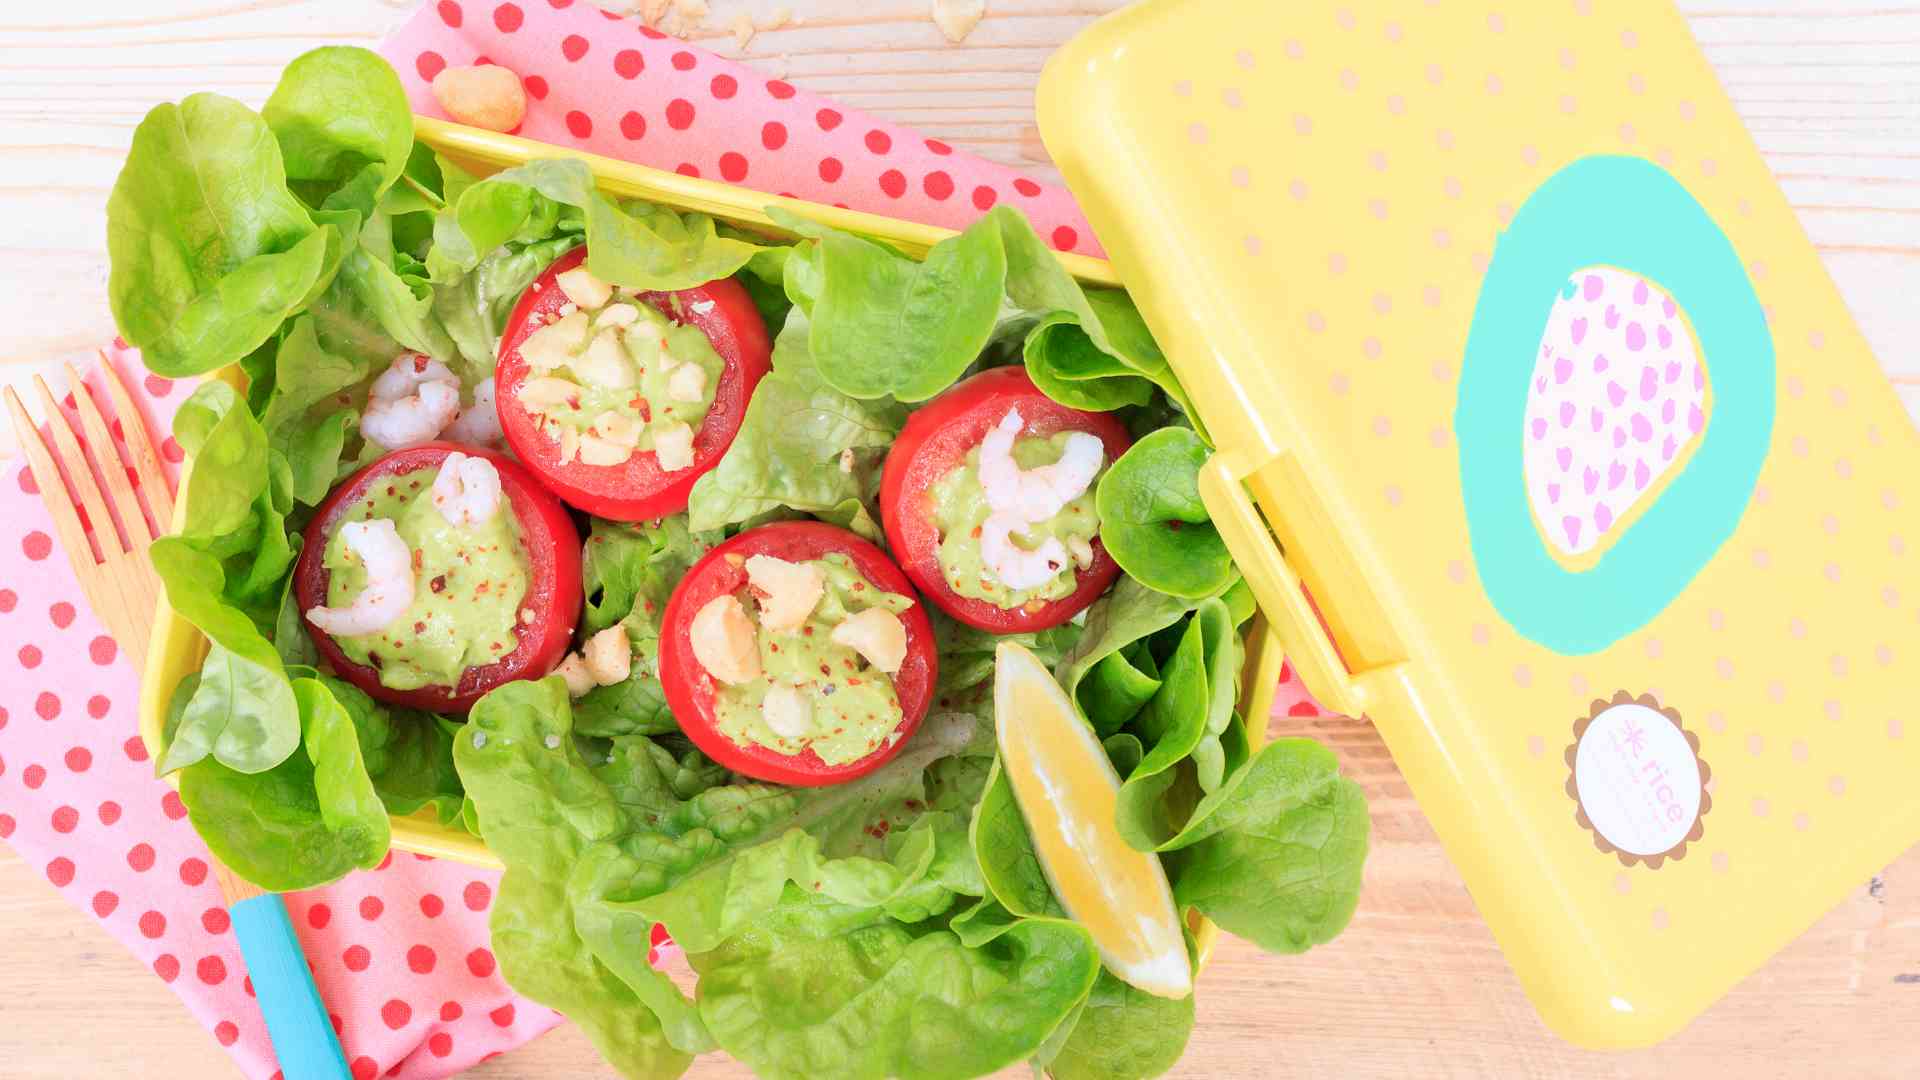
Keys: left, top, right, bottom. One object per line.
{"left": 1, "top": 1, "right": 1916, "bottom": 1077}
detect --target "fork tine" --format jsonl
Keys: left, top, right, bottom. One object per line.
{"left": 32, "top": 374, "right": 126, "bottom": 558}
{"left": 65, "top": 363, "right": 153, "bottom": 548}
{"left": 95, "top": 351, "right": 175, "bottom": 529}
{"left": 4, "top": 387, "right": 97, "bottom": 571}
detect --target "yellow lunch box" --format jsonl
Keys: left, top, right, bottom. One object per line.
{"left": 1038, "top": 0, "right": 1920, "bottom": 1049}
{"left": 135, "top": 113, "right": 1285, "bottom": 962}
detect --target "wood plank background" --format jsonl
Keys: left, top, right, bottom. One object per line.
{"left": 0, "top": 2, "right": 1915, "bottom": 1077}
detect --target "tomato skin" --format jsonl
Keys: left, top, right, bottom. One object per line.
{"left": 495, "top": 246, "right": 772, "bottom": 521}
{"left": 293, "top": 442, "right": 582, "bottom": 714}
{"left": 880, "top": 366, "right": 1131, "bottom": 633}
{"left": 658, "top": 522, "right": 938, "bottom": 787}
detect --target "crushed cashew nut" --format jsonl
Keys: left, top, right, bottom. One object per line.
{"left": 745, "top": 555, "right": 825, "bottom": 634}
{"left": 431, "top": 65, "right": 527, "bottom": 133}
{"left": 652, "top": 421, "right": 696, "bottom": 472}
{"left": 690, "top": 595, "right": 761, "bottom": 684}
{"left": 760, "top": 682, "right": 814, "bottom": 739}
{"left": 583, "top": 626, "right": 633, "bottom": 685}
{"left": 557, "top": 653, "right": 596, "bottom": 698}
{"left": 931, "top": 0, "right": 987, "bottom": 44}
{"left": 555, "top": 267, "right": 613, "bottom": 311}
{"left": 830, "top": 607, "right": 909, "bottom": 675}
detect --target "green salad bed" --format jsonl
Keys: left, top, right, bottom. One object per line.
{"left": 116, "top": 46, "right": 1369, "bottom": 1080}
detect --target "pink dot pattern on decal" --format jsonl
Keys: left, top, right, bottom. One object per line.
{"left": 1523, "top": 267, "right": 1709, "bottom": 559}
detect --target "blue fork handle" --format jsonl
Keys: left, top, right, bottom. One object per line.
{"left": 230, "top": 894, "right": 353, "bottom": 1080}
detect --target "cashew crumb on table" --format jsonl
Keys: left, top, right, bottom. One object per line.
{"left": 430, "top": 65, "right": 527, "bottom": 133}
{"left": 932, "top": 0, "right": 987, "bottom": 43}
{"left": 731, "top": 13, "right": 756, "bottom": 50}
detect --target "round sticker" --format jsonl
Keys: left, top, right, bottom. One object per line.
{"left": 1565, "top": 691, "right": 1710, "bottom": 867}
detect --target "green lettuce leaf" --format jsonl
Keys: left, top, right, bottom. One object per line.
{"left": 1055, "top": 576, "right": 1212, "bottom": 728}
{"left": 1044, "top": 970, "right": 1196, "bottom": 1080}
{"left": 970, "top": 757, "right": 1064, "bottom": 919}
{"left": 456, "top": 678, "right": 693, "bottom": 1080}
{"left": 686, "top": 309, "right": 903, "bottom": 538}
{"left": 431, "top": 231, "right": 580, "bottom": 382}
{"left": 1156, "top": 738, "right": 1370, "bottom": 954}
{"left": 158, "top": 641, "right": 300, "bottom": 776}
{"left": 771, "top": 206, "right": 1193, "bottom": 428}
{"left": 176, "top": 676, "right": 390, "bottom": 891}
{"left": 691, "top": 891, "right": 1100, "bottom": 1080}
{"left": 1095, "top": 427, "right": 1233, "bottom": 599}
{"left": 107, "top": 93, "right": 336, "bottom": 376}
{"left": 574, "top": 517, "right": 718, "bottom": 738}
{"left": 1077, "top": 644, "right": 1162, "bottom": 736}
{"left": 322, "top": 676, "right": 463, "bottom": 821}
{"left": 429, "top": 158, "right": 758, "bottom": 293}
{"left": 260, "top": 46, "right": 413, "bottom": 216}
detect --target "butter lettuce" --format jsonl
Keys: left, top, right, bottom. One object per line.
{"left": 428, "top": 158, "right": 760, "bottom": 293}
{"left": 686, "top": 309, "right": 904, "bottom": 538}
{"left": 175, "top": 675, "right": 390, "bottom": 891}
{"left": 107, "top": 93, "right": 338, "bottom": 377}
{"left": 770, "top": 206, "right": 1196, "bottom": 431}
{"left": 573, "top": 517, "right": 719, "bottom": 738}
{"left": 1096, "top": 427, "right": 1234, "bottom": 599}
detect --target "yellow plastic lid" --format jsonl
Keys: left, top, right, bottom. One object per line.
{"left": 1039, "top": 0, "right": 1920, "bottom": 1049}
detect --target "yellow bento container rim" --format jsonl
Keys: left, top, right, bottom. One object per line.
{"left": 135, "top": 115, "right": 1285, "bottom": 963}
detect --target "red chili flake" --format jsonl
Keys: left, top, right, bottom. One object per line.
{"left": 413, "top": 621, "right": 427, "bottom": 634}
{"left": 413, "top": 549, "right": 425, "bottom": 570}
{"left": 851, "top": 582, "right": 865, "bottom": 591}
{"left": 477, "top": 581, "right": 491, "bottom": 594}
{"left": 490, "top": 641, "right": 504, "bottom": 652}
{"left": 411, "top": 355, "right": 429, "bottom": 373}
{"left": 819, "top": 663, "right": 832, "bottom": 677}
{"left": 847, "top": 677, "right": 863, "bottom": 686}
{"left": 386, "top": 485, "right": 397, "bottom": 496}
{"left": 970, "top": 525, "right": 982, "bottom": 539}
{"left": 1168, "top": 520, "right": 1184, "bottom": 531}
{"left": 801, "top": 626, "right": 813, "bottom": 636}
{"left": 430, "top": 575, "right": 447, "bottom": 593}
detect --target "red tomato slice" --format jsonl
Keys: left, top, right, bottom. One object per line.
{"left": 293, "top": 442, "right": 582, "bottom": 713}
{"left": 495, "top": 246, "right": 772, "bottom": 521}
{"left": 658, "top": 521, "right": 938, "bottom": 787}
{"left": 880, "top": 366, "right": 1131, "bottom": 633}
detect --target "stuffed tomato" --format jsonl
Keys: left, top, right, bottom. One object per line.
{"left": 881, "top": 366, "right": 1131, "bottom": 632}
{"left": 293, "top": 443, "right": 582, "bottom": 713}
{"left": 495, "top": 246, "right": 772, "bottom": 521}
{"left": 658, "top": 522, "right": 938, "bottom": 787}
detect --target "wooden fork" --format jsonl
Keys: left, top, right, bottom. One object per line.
{"left": 4, "top": 355, "right": 352, "bottom": 1080}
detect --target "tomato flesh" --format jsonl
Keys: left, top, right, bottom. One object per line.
{"left": 658, "top": 522, "right": 938, "bottom": 787}
{"left": 495, "top": 246, "right": 772, "bottom": 522}
{"left": 880, "top": 366, "right": 1130, "bottom": 633}
{"left": 293, "top": 442, "right": 582, "bottom": 713}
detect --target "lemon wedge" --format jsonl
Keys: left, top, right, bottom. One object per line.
{"left": 994, "top": 641, "right": 1192, "bottom": 999}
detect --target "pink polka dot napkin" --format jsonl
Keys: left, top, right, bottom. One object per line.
{"left": 383, "top": 0, "right": 1102, "bottom": 256}
{"left": 0, "top": 4, "right": 1331, "bottom": 1079}
{"left": 0, "top": 345, "right": 558, "bottom": 1080}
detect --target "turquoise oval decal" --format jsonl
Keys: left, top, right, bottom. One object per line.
{"left": 1455, "top": 156, "right": 1774, "bottom": 655}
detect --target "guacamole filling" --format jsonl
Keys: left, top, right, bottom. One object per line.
{"left": 324, "top": 468, "right": 531, "bottom": 690}
{"left": 514, "top": 266, "right": 724, "bottom": 472}
{"left": 697, "top": 553, "right": 913, "bottom": 766}
{"left": 929, "top": 432, "right": 1105, "bottom": 610}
